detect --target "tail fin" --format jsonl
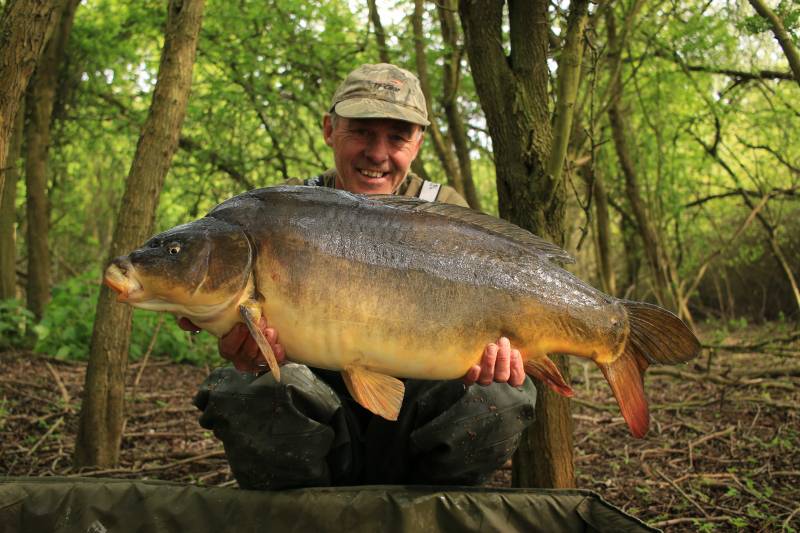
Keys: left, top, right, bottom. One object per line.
{"left": 599, "top": 301, "right": 701, "bottom": 438}
{"left": 622, "top": 300, "right": 701, "bottom": 365}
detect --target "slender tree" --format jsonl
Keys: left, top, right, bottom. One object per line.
{"left": 366, "top": 0, "right": 432, "bottom": 183}
{"left": 436, "top": 0, "right": 481, "bottom": 210}
{"left": 24, "top": 0, "right": 81, "bottom": 319}
{"left": 411, "top": 0, "right": 465, "bottom": 197}
{"left": 0, "top": 0, "right": 62, "bottom": 201}
{"left": 0, "top": 100, "right": 25, "bottom": 300}
{"left": 460, "top": 0, "right": 589, "bottom": 488}
{"left": 74, "top": 0, "right": 206, "bottom": 467}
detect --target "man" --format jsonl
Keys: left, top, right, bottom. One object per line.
{"left": 186, "top": 63, "right": 537, "bottom": 489}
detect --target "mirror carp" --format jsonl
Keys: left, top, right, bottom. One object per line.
{"left": 104, "top": 186, "right": 700, "bottom": 437}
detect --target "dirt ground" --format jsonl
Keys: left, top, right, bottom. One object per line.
{"left": 1, "top": 324, "right": 798, "bottom": 531}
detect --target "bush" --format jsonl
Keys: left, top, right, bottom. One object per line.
{"left": 0, "top": 299, "right": 36, "bottom": 350}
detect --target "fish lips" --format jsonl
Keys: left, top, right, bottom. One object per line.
{"left": 104, "top": 258, "right": 143, "bottom": 302}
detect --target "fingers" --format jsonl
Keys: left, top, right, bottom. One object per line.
{"left": 468, "top": 337, "right": 525, "bottom": 387}
{"left": 477, "top": 341, "right": 499, "bottom": 385}
{"left": 494, "top": 337, "right": 511, "bottom": 383}
{"left": 219, "top": 323, "right": 251, "bottom": 360}
{"left": 220, "top": 317, "right": 287, "bottom": 374}
{"left": 462, "top": 364, "right": 481, "bottom": 385}
{"left": 509, "top": 348, "right": 525, "bottom": 387}
{"left": 264, "top": 327, "right": 286, "bottom": 364}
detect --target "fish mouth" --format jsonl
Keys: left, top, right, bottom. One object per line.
{"left": 104, "top": 261, "right": 143, "bottom": 302}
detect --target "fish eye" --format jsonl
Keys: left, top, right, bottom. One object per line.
{"left": 167, "top": 242, "right": 181, "bottom": 255}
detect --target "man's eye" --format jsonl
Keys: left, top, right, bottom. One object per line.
{"left": 167, "top": 243, "right": 181, "bottom": 255}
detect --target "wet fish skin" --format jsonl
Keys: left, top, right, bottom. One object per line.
{"left": 104, "top": 186, "right": 701, "bottom": 435}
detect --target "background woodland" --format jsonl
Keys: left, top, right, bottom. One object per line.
{"left": 0, "top": 0, "right": 799, "bottom": 527}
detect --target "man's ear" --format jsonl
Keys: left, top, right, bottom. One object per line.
{"left": 322, "top": 114, "right": 334, "bottom": 147}
{"left": 411, "top": 128, "right": 425, "bottom": 157}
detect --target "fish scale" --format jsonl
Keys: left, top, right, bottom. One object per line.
{"left": 103, "top": 185, "right": 700, "bottom": 435}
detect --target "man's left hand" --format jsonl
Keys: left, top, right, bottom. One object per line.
{"left": 463, "top": 337, "right": 525, "bottom": 387}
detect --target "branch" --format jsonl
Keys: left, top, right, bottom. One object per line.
{"left": 685, "top": 186, "right": 799, "bottom": 208}
{"left": 736, "top": 137, "right": 800, "bottom": 175}
{"left": 367, "top": 0, "right": 391, "bottom": 63}
{"left": 747, "top": 0, "right": 800, "bottom": 87}
{"left": 649, "top": 50, "right": 794, "bottom": 81}
{"left": 178, "top": 136, "right": 254, "bottom": 189}
{"left": 546, "top": 0, "right": 590, "bottom": 199}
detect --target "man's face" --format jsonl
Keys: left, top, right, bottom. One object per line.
{"left": 323, "top": 116, "right": 424, "bottom": 194}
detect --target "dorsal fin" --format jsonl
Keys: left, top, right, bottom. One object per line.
{"left": 368, "top": 195, "right": 575, "bottom": 264}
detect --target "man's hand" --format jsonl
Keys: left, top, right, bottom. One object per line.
{"left": 177, "top": 317, "right": 286, "bottom": 373}
{"left": 463, "top": 337, "right": 525, "bottom": 387}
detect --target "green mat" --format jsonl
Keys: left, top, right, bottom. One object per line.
{"left": 0, "top": 477, "right": 658, "bottom": 532}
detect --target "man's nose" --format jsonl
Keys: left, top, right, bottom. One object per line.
{"left": 364, "top": 134, "right": 390, "bottom": 162}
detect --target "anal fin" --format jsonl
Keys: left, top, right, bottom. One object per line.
{"left": 239, "top": 303, "right": 280, "bottom": 382}
{"left": 523, "top": 354, "right": 574, "bottom": 397}
{"left": 596, "top": 350, "right": 649, "bottom": 438}
{"left": 341, "top": 366, "right": 405, "bottom": 421}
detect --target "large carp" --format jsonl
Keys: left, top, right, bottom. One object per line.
{"left": 105, "top": 186, "right": 700, "bottom": 437}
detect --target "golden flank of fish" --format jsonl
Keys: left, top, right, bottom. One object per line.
{"left": 104, "top": 186, "right": 701, "bottom": 437}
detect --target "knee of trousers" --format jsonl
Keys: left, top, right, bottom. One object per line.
{"left": 193, "top": 364, "right": 344, "bottom": 488}
{"left": 408, "top": 378, "right": 537, "bottom": 484}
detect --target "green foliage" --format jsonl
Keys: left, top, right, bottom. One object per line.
{"left": 0, "top": 299, "right": 36, "bottom": 350}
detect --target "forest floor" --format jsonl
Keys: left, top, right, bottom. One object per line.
{"left": 1, "top": 322, "right": 798, "bottom": 532}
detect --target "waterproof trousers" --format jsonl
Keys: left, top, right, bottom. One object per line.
{"left": 194, "top": 364, "right": 538, "bottom": 489}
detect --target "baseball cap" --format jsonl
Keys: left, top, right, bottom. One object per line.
{"left": 330, "top": 63, "right": 430, "bottom": 126}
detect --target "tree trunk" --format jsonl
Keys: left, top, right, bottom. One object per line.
{"left": 437, "top": 0, "right": 481, "bottom": 211}
{"left": 74, "top": 0, "right": 205, "bottom": 467}
{"left": 460, "top": 0, "right": 575, "bottom": 489}
{"left": 23, "top": 0, "right": 80, "bottom": 319}
{"left": 0, "top": 0, "right": 62, "bottom": 201}
{"left": 0, "top": 99, "right": 25, "bottom": 300}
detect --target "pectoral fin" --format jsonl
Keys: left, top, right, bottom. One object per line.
{"left": 341, "top": 366, "right": 405, "bottom": 421}
{"left": 239, "top": 303, "right": 280, "bottom": 382}
{"left": 523, "top": 354, "right": 574, "bottom": 397}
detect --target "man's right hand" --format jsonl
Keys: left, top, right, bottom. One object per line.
{"left": 178, "top": 316, "right": 286, "bottom": 373}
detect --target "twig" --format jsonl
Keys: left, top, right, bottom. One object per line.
{"left": 650, "top": 516, "right": 732, "bottom": 527}
{"left": 123, "top": 431, "right": 192, "bottom": 439}
{"left": 70, "top": 450, "right": 225, "bottom": 477}
{"left": 689, "top": 426, "right": 735, "bottom": 469}
{"left": 784, "top": 505, "right": 800, "bottom": 530}
{"left": 44, "top": 362, "right": 72, "bottom": 410}
{"left": 134, "top": 316, "right": 164, "bottom": 389}
{"left": 26, "top": 416, "right": 64, "bottom": 456}
{"left": 655, "top": 468, "right": 710, "bottom": 518}
{"left": 736, "top": 396, "right": 798, "bottom": 409}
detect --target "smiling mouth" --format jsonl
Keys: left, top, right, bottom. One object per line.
{"left": 358, "top": 168, "right": 388, "bottom": 179}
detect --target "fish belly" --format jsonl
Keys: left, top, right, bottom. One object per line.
{"left": 257, "top": 252, "right": 518, "bottom": 379}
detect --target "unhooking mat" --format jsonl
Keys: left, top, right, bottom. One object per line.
{"left": 0, "top": 477, "right": 659, "bottom": 532}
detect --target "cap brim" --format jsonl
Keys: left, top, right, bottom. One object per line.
{"left": 334, "top": 98, "right": 430, "bottom": 126}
